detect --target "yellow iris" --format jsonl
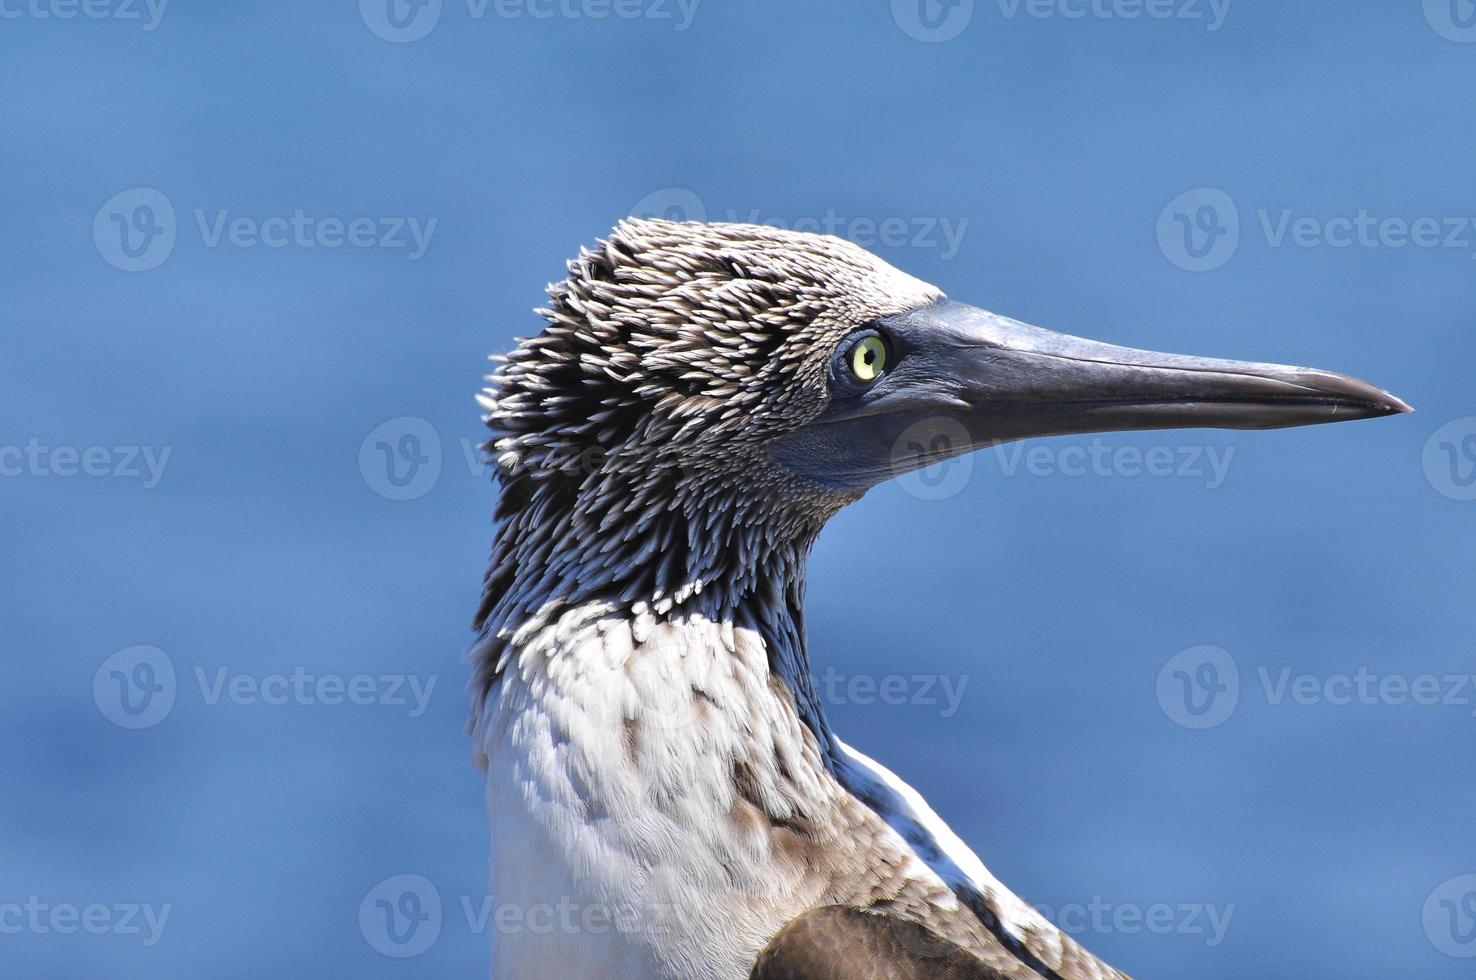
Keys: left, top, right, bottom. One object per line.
{"left": 849, "top": 336, "right": 887, "bottom": 382}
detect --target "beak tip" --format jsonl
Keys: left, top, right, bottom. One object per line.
{"left": 1300, "top": 369, "right": 1413, "bottom": 419}
{"left": 1367, "top": 388, "right": 1413, "bottom": 417}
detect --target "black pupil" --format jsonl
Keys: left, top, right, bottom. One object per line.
{"left": 862, "top": 348, "right": 875, "bottom": 364}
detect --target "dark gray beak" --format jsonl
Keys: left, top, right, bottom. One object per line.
{"left": 899, "top": 300, "right": 1412, "bottom": 442}
{"left": 772, "top": 299, "right": 1412, "bottom": 490}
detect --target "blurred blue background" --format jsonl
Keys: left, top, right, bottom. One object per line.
{"left": 3, "top": 1, "right": 1474, "bottom": 976}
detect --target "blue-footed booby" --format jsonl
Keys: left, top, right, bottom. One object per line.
{"left": 470, "top": 219, "right": 1409, "bottom": 979}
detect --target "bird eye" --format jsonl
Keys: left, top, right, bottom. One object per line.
{"left": 847, "top": 335, "right": 888, "bottom": 383}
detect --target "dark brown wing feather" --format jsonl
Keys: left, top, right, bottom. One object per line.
{"left": 750, "top": 906, "right": 1017, "bottom": 980}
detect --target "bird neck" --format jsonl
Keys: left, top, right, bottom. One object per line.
{"left": 472, "top": 461, "right": 858, "bottom": 751}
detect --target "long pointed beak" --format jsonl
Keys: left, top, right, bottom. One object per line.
{"left": 770, "top": 299, "right": 1412, "bottom": 490}
{"left": 883, "top": 300, "right": 1412, "bottom": 446}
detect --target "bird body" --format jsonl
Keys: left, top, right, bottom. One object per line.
{"left": 471, "top": 219, "right": 1407, "bottom": 979}
{"left": 479, "top": 599, "right": 1105, "bottom": 978}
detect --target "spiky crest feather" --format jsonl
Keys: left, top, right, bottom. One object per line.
{"left": 470, "top": 219, "right": 939, "bottom": 711}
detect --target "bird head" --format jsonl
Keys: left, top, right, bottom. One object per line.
{"left": 474, "top": 217, "right": 1410, "bottom": 722}
{"left": 478, "top": 218, "right": 1408, "bottom": 615}
{"left": 487, "top": 218, "right": 1407, "bottom": 503}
